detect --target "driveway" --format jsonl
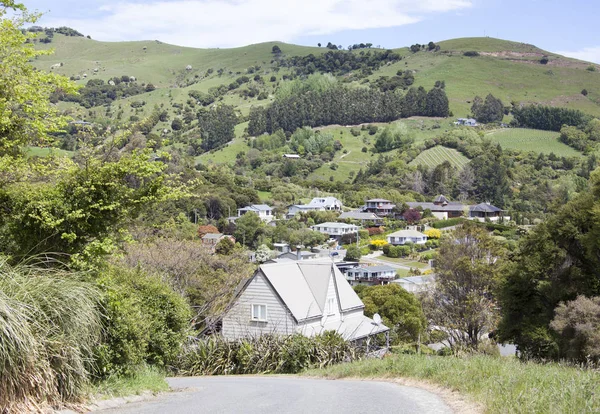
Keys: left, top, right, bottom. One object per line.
{"left": 97, "top": 376, "right": 452, "bottom": 414}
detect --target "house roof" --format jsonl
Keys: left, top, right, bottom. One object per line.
{"left": 388, "top": 229, "right": 427, "bottom": 238}
{"left": 366, "top": 198, "right": 391, "bottom": 202}
{"left": 202, "top": 233, "right": 223, "bottom": 240}
{"left": 301, "top": 313, "right": 389, "bottom": 341}
{"left": 470, "top": 203, "right": 502, "bottom": 213}
{"left": 433, "top": 195, "right": 449, "bottom": 204}
{"left": 240, "top": 204, "right": 273, "bottom": 212}
{"left": 352, "top": 265, "right": 397, "bottom": 273}
{"left": 393, "top": 275, "right": 436, "bottom": 285}
{"left": 258, "top": 262, "right": 364, "bottom": 322}
{"left": 406, "top": 201, "right": 466, "bottom": 212}
{"left": 283, "top": 154, "right": 300, "bottom": 158}
{"left": 312, "top": 222, "right": 358, "bottom": 229}
{"left": 338, "top": 211, "right": 382, "bottom": 220}
{"left": 308, "top": 197, "right": 341, "bottom": 207}
{"left": 289, "top": 204, "right": 322, "bottom": 210}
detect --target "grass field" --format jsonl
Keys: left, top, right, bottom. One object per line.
{"left": 25, "top": 146, "right": 75, "bottom": 158}
{"left": 485, "top": 128, "right": 581, "bottom": 156}
{"left": 409, "top": 146, "right": 470, "bottom": 169}
{"left": 305, "top": 354, "right": 600, "bottom": 413}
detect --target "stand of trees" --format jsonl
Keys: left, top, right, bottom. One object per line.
{"left": 248, "top": 84, "right": 449, "bottom": 135}
{"left": 471, "top": 94, "right": 504, "bottom": 123}
{"left": 512, "top": 105, "right": 591, "bottom": 131}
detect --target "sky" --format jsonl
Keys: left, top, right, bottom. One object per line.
{"left": 21, "top": 0, "right": 600, "bottom": 63}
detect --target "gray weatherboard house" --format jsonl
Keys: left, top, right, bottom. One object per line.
{"left": 222, "top": 262, "right": 389, "bottom": 344}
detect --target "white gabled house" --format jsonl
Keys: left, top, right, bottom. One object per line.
{"left": 286, "top": 197, "right": 343, "bottom": 218}
{"left": 387, "top": 229, "right": 428, "bottom": 245}
{"left": 237, "top": 204, "right": 274, "bottom": 222}
{"left": 222, "top": 262, "right": 389, "bottom": 344}
{"left": 310, "top": 222, "right": 359, "bottom": 240}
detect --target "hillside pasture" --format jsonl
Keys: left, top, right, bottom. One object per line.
{"left": 485, "top": 128, "right": 581, "bottom": 156}
{"left": 409, "top": 146, "right": 470, "bottom": 169}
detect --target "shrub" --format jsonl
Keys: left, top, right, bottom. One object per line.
{"left": 177, "top": 332, "right": 360, "bottom": 375}
{"left": 94, "top": 266, "right": 191, "bottom": 378}
{"left": 463, "top": 51, "right": 479, "bottom": 57}
{"left": 367, "top": 227, "right": 384, "bottom": 236}
{"left": 550, "top": 295, "right": 600, "bottom": 363}
{"left": 540, "top": 56, "right": 549, "bottom": 64}
{"left": 424, "top": 228, "right": 441, "bottom": 239}
{"left": 345, "top": 245, "right": 362, "bottom": 261}
{"left": 0, "top": 262, "right": 101, "bottom": 411}
{"left": 431, "top": 217, "right": 465, "bottom": 229}
{"left": 587, "top": 65, "right": 597, "bottom": 72}
{"left": 582, "top": 89, "right": 588, "bottom": 96}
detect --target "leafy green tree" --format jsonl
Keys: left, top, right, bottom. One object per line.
{"left": 0, "top": 2, "right": 77, "bottom": 155}
{"left": 255, "top": 244, "right": 272, "bottom": 263}
{"left": 425, "top": 87, "right": 449, "bottom": 117}
{"left": 215, "top": 236, "right": 235, "bottom": 255}
{"left": 471, "top": 94, "right": 504, "bottom": 123}
{"left": 357, "top": 284, "right": 427, "bottom": 344}
{"left": 198, "top": 105, "right": 237, "bottom": 151}
{"left": 234, "top": 212, "right": 263, "bottom": 247}
{"left": 498, "top": 169, "right": 600, "bottom": 360}
{"left": 344, "top": 245, "right": 361, "bottom": 261}
{"left": 424, "top": 222, "right": 506, "bottom": 350}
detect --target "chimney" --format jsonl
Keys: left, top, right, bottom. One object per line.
{"left": 296, "top": 246, "right": 302, "bottom": 261}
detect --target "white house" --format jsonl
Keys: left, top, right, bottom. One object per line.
{"left": 387, "top": 229, "right": 427, "bottom": 245}
{"left": 345, "top": 265, "right": 397, "bottom": 286}
{"left": 237, "top": 204, "right": 274, "bottom": 222}
{"left": 307, "top": 197, "right": 343, "bottom": 211}
{"left": 393, "top": 275, "right": 436, "bottom": 293}
{"left": 287, "top": 197, "right": 343, "bottom": 218}
{"left": 222, "top": 262, "right": 389, "bottom": 343}
{"left": 310, "top": 222, "right": 359, "bottom": 240}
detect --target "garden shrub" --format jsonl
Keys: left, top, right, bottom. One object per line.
{"left": 94, "top": 266, "right": 191, "bottom": 378}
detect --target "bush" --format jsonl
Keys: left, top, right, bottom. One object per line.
{"left": 0, "top": 262, "right": 101, "bottom": 411}
{"left": 463, "top": 51, "right": 479, "bottom": 57}
{"left": 177, "top": 332, "right": 360, "bottom": 375}
{"left": 550, "top": 295, "right": 600, "bottom": 363}
{"left": 431, "top": 217, "right": 465, "bottom": 229}
{"left": 345, "top": 245, "right": 362, "bottom": 261}
{"left": 94, "top": 266, "right": 191, "bottom": 378}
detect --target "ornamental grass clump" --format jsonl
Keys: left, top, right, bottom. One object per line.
{"left": 177, "top": 332, "right": 362, "bottom": 376}
{"left": 0, "top": 261, "right": 102, "bottom": 412}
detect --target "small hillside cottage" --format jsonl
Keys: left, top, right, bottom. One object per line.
{"left": 222, "top": 262, "right": 389, "bottom": 344}
{"left": 387, "top": 229, "right": 428, "bottom": 245}
{"left": 310, "top": 222, "right": 359, "bottom": 240}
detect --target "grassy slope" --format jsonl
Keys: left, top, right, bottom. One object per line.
{"left": 485, "top": 128, "right": 581, "bottom": 156}
{"left": 409, "top": 146, "right": 470, "bottom": 169}
{"left": 305, "top": 354, "right": 600, "bottom": 413}
{"left": 35, "top": 35, "right": 600, "bottom": 162}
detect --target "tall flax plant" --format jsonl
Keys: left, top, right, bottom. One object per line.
{"left": 0, "top": 260, "right": 101, "bottom": 411}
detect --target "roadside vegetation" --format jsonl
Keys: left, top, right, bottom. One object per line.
{"left": 305, "top": 354, "right": 600, "bottom": 414}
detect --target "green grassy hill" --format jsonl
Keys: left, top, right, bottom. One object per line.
{"left": 34, "top": 34, "right": 600, "bottom": 169}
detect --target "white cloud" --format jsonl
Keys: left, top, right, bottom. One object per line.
{"left": 556, "top": 46, "right": 600, "bottom": 64}
{"left": 40, "top": 0, "right": 472, "bottom": 47}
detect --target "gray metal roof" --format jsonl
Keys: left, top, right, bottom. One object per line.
{"left": 240, "top": 204, "right": 273, "bottom": 212}
{"left": 258, "top": 262, "right": 364, "bottom": 322}
{"left": 338, "top": 211, "right": 382, "bottom": 220}
{"left": 470, "top": 203, "right": 502, "bottom": 213}
{"left": 393, "top": 275, "right": 436, "bottom": 285}
{"left": 311, "top": 222, "right": 358, "bottom": 229}
{"left": 366, "top": 198, "right": 391, "bottom": 202}
{"left": 300, "top": 313, "right": 389, "bottom": 341}
{"left": 352, "top": 265, "right": 396, "bottom": 273}
{"left": 406, "top": 201, "right": 466, "bottom": 212}
{"left": 202, "top": 233, "right": 223, "bottom": 240}
{"left": 387, "top": 229, "right": 427, "bottom": 238}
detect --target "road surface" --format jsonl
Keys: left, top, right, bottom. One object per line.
{"left": 97, "top": 376, "right": 452, "bottom": 414}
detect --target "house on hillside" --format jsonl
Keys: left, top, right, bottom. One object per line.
{"left": 469, "top": 203, "right": 508, "bottom": 222}
{"left": 406, "top": 195, "right": 509, "bottom": 222}
{"left": 387, "top": 229, "right": 428, "bottom": 245}
{"left": 455, "top": 118, "right": 477, "bottom": 126}
{"left": 222, "top": 262, "right": 389, "bottom": 345}
{"left": 338, "top": 211, "right": 384, "bottom": 225}
{"left": 202, "top": 233, "right": 235, "bottom": 252}
{"left": 237, "top": 204, "right": 274, "bottom": 222}
{"left": 310, "top": 222, "right": 359, "bottom": 240}
{"left": 283, "top": 154, "right": 301, "bottom": 159}
{"left": 363, "top": 199, "right": 395, "bottom": 216}
{"left": 345, "top": 265, "right": 397, "bottom": 286}
{"left": 406, "top": 195, "right": 467, "bottom": 220}
{"left": 392, "top": 274, "right": 436, "bottom": 293}
{"left": 286, "top": 197, "right": 343, "bottom": 218}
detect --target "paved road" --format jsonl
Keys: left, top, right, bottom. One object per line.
{"left": 97, "top": 376, "right": 452, "bottom": 414}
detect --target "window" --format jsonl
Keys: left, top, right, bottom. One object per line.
{"left": 326, "top": 298, "right": 336, "bottom": 315}
{"left": 251, "top": 304, "right": 267, "bottom": 321}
